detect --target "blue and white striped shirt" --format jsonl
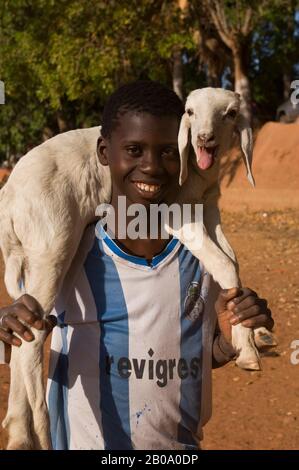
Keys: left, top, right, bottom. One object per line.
{"left": 47, "top": 223, "right": 217, "bottom": 450}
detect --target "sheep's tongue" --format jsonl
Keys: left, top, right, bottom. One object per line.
{"left": 196, "top": 147, "right": 213, "bottom": 170}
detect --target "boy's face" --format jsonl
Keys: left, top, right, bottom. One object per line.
{"left": 98, "top": 112, "right": 181, "bottom": 208}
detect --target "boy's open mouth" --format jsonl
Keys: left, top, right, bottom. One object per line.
{"left": 133, "top": 181, "right": 163, "bottom": 196}
{"left": 196, "top": 145, "right": 218, "bottom": 170}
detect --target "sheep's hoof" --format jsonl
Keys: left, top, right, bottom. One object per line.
{"left": 254, "top": 328, "right": 278, "bottom": 349}
{"left": 6, "top": 440, "right": 34, "bottom": 450}
{"left": 6, "top": 439, "right": 51, "bottom": 451}
{"left": 2, "top": 416, "right": 36, "bottom": 450}
{"left": 235, "top": 352, "right": 261, "bottom": 371}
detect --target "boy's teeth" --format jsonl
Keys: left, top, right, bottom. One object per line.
{"left": 135, "top": 182, "right": 160, "bottom": 193}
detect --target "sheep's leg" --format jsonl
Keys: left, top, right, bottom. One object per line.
{"left": 1, "top": 259, "right": 56, "bottom": 450}
{"left": 204, "top": 202, "right": 238, "bottom": 265}
{"left": 167, "top": 221, "right": 261, "bottom": 371}
{"left": 1, "top": 241, "right": 35, "bottom": 449}
{"left": 167, "top": 221, "right": 240, "bottom": 288}
{"left": 3, "top": 255, "right": 67, "bottom": 450}
{"left": 197, "top": 230, "right": 260, "bottom": 370}
{"left": 7, "top": 227, "right": 94, "bottom": 450}
{"left": 232, "top": 324, "right": 261, "bottom": 370}
{"left": 19, "top": 234, "right": 91, "bottom": 449}
{"left": 18, "top": 255, "right": 72, "bottom": 450}
{"left": 203, "top": 204, "right": 272, "bottom": 357}
{"left": 4, "top": 340, "right": 51, "bottom": 450}
{"left": 20, "top": 328, "right": 52, "bottom": 450}
{"left": 3, "top": 339, "right": 50, "bottom": 450}
{"left": 2, "top": 346, "right": 34, "bottom": 450}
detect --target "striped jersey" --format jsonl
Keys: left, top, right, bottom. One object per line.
{"left": 46, "top": 222, "right": 217, "bottom": 450}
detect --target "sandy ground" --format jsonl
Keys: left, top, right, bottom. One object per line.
{"left": 0, "top": 121, "right": 298, "bottom": 449}
{"left": 203, "top": 210, "right": 299, "bottom": 449}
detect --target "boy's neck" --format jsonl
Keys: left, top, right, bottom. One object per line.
{"left": 110, "top": 195, "right": 173, "bottom": 263}
{"left": 114, "top": 236, "right": 172, "bottom": 264}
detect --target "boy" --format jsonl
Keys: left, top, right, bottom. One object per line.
{"left": 0, "top": 81, "right": 273, "bottom": 450}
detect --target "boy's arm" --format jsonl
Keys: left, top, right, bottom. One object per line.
{"left": 212, "top": 330, "right": 236, "bottom": 368}
{"left": 213, "top": 287, "right": 274, "bottom": 369}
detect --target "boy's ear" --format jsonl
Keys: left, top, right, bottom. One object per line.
{"left": 97, "top": 136, "right": 109, "bottom": 166}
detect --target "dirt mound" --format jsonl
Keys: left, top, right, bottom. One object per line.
{"left": 220, "top": 121, "right": 299, "bottom": 211}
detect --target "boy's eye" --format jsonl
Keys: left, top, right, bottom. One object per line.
{"left": 161, "top": 147, "right": 179, "bottom": 158}
{"left": 126, "top": 145, "right": 142, "bottom": 156}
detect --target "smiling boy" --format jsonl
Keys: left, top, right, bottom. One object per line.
{"left": 0, "top": 80, "right": 273, "bottom": 450}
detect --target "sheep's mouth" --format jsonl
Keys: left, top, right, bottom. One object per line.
{"left": 196, "top": 146, "right": 218, "bottom": 170}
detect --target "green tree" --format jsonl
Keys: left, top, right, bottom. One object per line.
{"left": 251, "top": 0, "right": 299, "bottom": 117}
{"left": 0, "top": 0, "right": 197, "bottom": 161}
{"left": 0, "top": 0, "right": 298, "bottom": 163}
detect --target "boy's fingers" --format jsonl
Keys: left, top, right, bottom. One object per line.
{"left": 231, "top": 306, "right": 273, "bottom": 326}
{"left": 241, "top": 311, "right": 274, "bottom": 329}
{"left": 9, "top": 303, "right": 42, "bottom": 329}
{"left": 0, "top": 328, "right": 22, "bottom": 347}
{"left": 227, "top": 288, "right": 258, "bottom": 308}
{"left": 1, "top": 315, "right": 34, "bottom": 341}
{"left": 229, "top": 297, "right": 267, "bottom": 315}
{"left": 13, "top": 295, "right": 44, "bottom": 328}
{"left": 16, "top": 294, "right": 43, "bottom": 315}
{"left": 215, "top": 287, "right": 241, "bottom": 314}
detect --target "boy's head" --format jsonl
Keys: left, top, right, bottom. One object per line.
{"left": 98, "top": 80, "right": 184, "bottom": 208}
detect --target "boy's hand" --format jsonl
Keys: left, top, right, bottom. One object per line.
{"left": 0, "top": 294, "right": 56, "bottom": 363}
{"left": 215, "top": 287, "right": 274, "bottom": 345}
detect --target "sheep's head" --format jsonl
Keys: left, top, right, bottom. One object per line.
{"left": 178, "top": 87, "right": 255, "bottom": 187}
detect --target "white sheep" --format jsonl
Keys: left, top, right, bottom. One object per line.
{"left": 169, "top": 87, "right": 274, "bottom": 366}
{"left": 0, "top": 126, "right": 111, "bottom": 449}
{"left": 0, "top": 88, "right": 272, "bottom": 450}
{"left": 177, "top": 87, "right": 275, "bottom": 351}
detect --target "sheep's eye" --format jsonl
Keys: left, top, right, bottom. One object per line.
{"left": 186, "top": 109, "right": 194, "bottom": 117}
{"left": 226, "top": 109, "right": 237, "bottom": 119}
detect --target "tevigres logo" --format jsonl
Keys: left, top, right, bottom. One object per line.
{"left": 104, "top": 349, "right": 201, "bottom": 387}
{"left": 0, "top": 81, "right": 4, "bottom": 104}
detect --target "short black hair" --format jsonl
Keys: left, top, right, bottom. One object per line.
{"left": 101, "top": 80, "right": 184, "bottom": 138}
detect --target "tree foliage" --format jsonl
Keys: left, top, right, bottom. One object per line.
{"left": 0, "top": 0, "right": 298, "bottom": 161}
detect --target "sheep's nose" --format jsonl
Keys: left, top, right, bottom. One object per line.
{"left": 197, "top": 131, "right": 215, "bottom": 145}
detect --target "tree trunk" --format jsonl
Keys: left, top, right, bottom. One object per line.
{"left": 172, "top": 48, "right": 184, "bottom": 100}
{"left": 233, "top": 47, "right": 252, "bottom": 123}
{"left": 56, "top": 111, "right": 69, "bottom": 133}
{"left": 42, "top": 127, "right": 55, "bottom": 142}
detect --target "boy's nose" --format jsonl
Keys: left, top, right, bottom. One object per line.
{"left": 139, "top": 151, "right": 164, "bottom": 177}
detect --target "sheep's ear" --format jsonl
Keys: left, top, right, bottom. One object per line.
{"left": 237, "top": 114, "right": 255, "bottom": 187}
{"left": 178, "top": 112, "right": 190, "bottom": 186}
